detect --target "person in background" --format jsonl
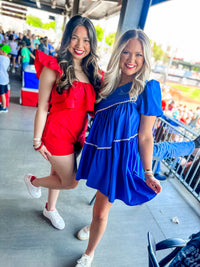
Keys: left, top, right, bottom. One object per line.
{"left": 12, "top": 31, "right": 18, "bottom": 39}
{"left": 29, "top": 43, "right": 39, "bottom": 65}
{"left": 21, "top": 41, "right": 35, "bottom": 72}
{"left": 31, "top": 34, "right": 40, "bottom": 50}
{"left": 16, "top": 32, "right": 23, "bottom": 43}
{"left": 0, "top": 28, "right": 5, "bottom": 44}
{"left": 8, "top": 34, "right": 18, "bottom": 73}
{"left": 75, "top": 29, "right": 162, "bottom": 267}
{"left": 48, "top": 40, "right": 55, "bottom": 56}
{"left": 22, "top": 29, "right": 32, "bottom": 50}
{"left": 0, "top": 44, "right": 11, "bottom": 113}
{"left": 38, "top": 37, "right": 49, "bottom": 55}
{"left": 16, "top": 40, "right": 23, "bottom": 67}
{"left": 189, "top": 106, "right": 200, "bottom": 128}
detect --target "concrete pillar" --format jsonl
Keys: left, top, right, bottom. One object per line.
{"left": 116, "top": 0, "right": 152, "bottom": 39}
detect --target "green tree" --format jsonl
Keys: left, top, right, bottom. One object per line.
{"left": 152, "top": 42, "right": 165, "bottom": 62}
{"left": 105, "top": 32, "right": 116, "bottom": 47}
{"left": 26, "top": 15, "right": 43, "bottom": 28}
{"left": 26, "top": 15, "right": 55, "bottom": 30}
{"left": 95, "top": 25, "right": 104, "bottom": 42}
{"left": 43, "top": 21, "right": 55, "bottom": 30}
{"left": 193, "top": 66, "right": 200, "bottom": 71}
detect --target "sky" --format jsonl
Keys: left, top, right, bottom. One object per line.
{"left": 144, "top": 0, "right": 200, "bottom": 62}
{"left": 100, "top": 0, "right": 200, "bottom": 63}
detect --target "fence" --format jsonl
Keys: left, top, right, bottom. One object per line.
{"left": 153, "top": 115, "right": 200, "bottom": 202}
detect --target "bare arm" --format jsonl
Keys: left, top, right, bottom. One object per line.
{"left": 138, "top": 114, "right": 162, "bottom": 194}
{"left": 33, "top": 66, "right": 57, "bottom": 160}
{"left": 30, "top": 52, "right": 35, "bottom": 60}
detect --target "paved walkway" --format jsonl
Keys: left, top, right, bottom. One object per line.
{"left": 0, "top": 70, "right": 200, "bottom": 267}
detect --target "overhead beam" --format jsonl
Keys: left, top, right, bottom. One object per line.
{"left": 71, "top": 0, "right": 80, "bottom": 17}
{"left": 82, "top": 0, "right": 103, "bottom": 17}
{"left": 1, "top": 0, "right": 64, "bottom": 15}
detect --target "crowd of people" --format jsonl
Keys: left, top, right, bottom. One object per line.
{"left": 0, "top": 27, "right": 56, "bottom": 113}
{"left": 0, "top": 27, "right": 55, "bottom": 74}
{"left": 161, "top": 85, "right": 200, "bottom": 130}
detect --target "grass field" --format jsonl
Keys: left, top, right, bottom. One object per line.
{"left": 168, "top": 84, "right": 200, "bottom": 101}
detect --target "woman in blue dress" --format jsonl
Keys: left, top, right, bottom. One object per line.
{"left": 75, "top": 29, "right": 163, "bottom": 267}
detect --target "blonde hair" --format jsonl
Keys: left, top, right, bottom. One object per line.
{"left": 98, "top": 29, "right": 151, "bottom": 102}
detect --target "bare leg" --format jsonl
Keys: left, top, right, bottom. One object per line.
{"left": 85, "top": 191, "right": 112, "bottom": 257}
{"left": 1, "top": 94, "right": 6, "bottom": 108}
{"left": 32, "top": 154, "right": 78, "bottom": 190}
{"left": 12, "top": 57, "right": 16, "bottom": 70}
{"left": 46, "top": 168, "right": 60, "bottom": 210}
{"left": 47, "top": 153, "right": 78, "bottom": 210}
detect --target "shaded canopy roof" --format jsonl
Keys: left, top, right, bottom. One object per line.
{"left": 0, "top": 0, "right": 170, "bottom": 20}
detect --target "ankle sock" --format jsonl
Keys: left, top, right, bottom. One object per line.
{"left": 30, "top": 175, "right": 36, "bottom": 184}
{"left": 45, "top": 202, "right": 55, "bottom": 211}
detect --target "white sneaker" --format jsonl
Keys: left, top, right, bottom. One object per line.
{"left": 75, "top": 254, "right": 94, "bottom": 267}
{"left": 77, "top": 225, "right": 90, "bottom": 240}
{"left": 43, "top": 207, "right": 65, "bottom": 230}
{"left": 24, "top": 174, "right": 41, "bottom": 198}
{"left": 12, "top": 68, "right": 15, "bottom": 73}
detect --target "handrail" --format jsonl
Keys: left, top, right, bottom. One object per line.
{"left": 153, "top": 114, "right": 200, "bottom": 202}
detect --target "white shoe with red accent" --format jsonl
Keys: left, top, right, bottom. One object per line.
{"left": 43, "top": 207, "right": 65, "bottom": 230}
{"left": 75, "top": 253, "right": 94, "bottom": 267}
{"left": 24, "top": 174, "right": 41, "bottom": 198}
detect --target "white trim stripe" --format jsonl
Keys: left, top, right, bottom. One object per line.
{"left": 85, "top": 133, "right": 138, "bottom": 149}
{"left": 113, "top": 134, "right": 138, "bottom": 142}
{"left": 95, "top": 100, "right": 134, "bottom": 114}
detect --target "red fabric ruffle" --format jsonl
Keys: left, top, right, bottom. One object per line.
{"left": 34, "top": 50, "right": 62, "bottom": 79}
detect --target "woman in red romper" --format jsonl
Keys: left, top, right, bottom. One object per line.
{"left": 24, "top": 15, "right": 102, "bottom": 230}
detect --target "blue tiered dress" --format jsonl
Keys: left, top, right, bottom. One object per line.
{"left": 76, "top": 80, "right": 163, "bottom": 206}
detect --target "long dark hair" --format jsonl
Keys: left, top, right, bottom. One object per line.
{"left": 56, "top": 15, "right": 102, "bottom": 95}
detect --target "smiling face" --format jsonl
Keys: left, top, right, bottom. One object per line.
{"left": 119, "top": 38, "right": 144, "bottom": 84}
{"left": 68, "top": 25, "right": 91, "bottom": 65}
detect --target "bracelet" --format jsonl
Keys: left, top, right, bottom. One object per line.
{"left": 33, "top": 141, "right": 41, "bottom": 148}
{"left": 33, "top": 142, "right": 43, "bottom": 151}
{"left": 33, "top": 137, "right": 41, "bottom": 141}
{"left": 145, "top": 174, "right": 154, "bottom": 180}
{"left": 144, "top": 170, "right": 153, "bottom": 174}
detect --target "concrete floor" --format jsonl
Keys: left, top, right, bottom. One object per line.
{"left": 0, "top": 69, "right": 200, "bottom": 267}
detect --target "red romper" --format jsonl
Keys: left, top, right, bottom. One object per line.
{"left": 35, "top": 50, "right": 96, "bottom": 156}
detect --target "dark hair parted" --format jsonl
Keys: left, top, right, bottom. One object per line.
{"left": 56, "top": 15, "right": 102, "bottom": 95}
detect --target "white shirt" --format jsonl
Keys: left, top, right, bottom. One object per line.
{"left": 0, "top": 33, "right": 4, "bottom": 44}
{"left": 0, "top": 55, "right": 10, "bottom": 85}
{"left": 8, "top": 40, "right": 18, "bottom": 55}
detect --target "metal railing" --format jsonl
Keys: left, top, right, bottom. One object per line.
{"left": 153, "top": 115, "right": 200, "bottom": 202}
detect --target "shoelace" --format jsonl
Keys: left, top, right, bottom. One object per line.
{"left": 50, "top": 210, "right": 60, "bottom": 219}
{"left": 77, "top": 255, "right": 91, "bottom": 266}
{"left": 83, "top": 225, "right": 90, "bottom": 233}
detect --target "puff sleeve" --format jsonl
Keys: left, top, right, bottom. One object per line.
{"left": 34, "top": 50, "right": 62, "bottom": 79}
{"left": 138, "top": 79, "right": 163, "bottom": 117}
